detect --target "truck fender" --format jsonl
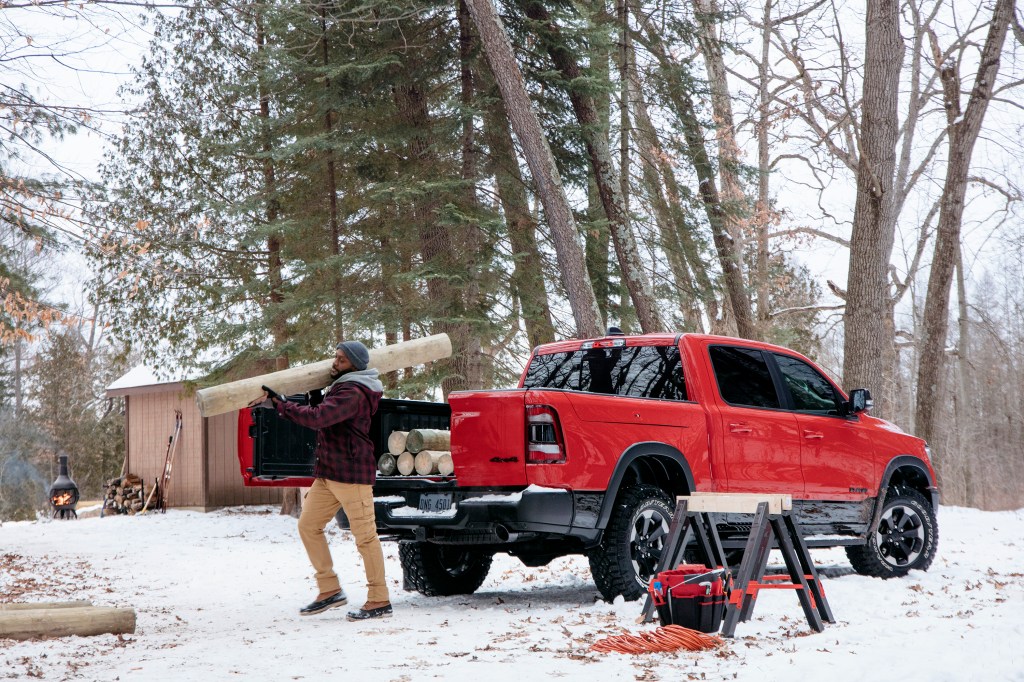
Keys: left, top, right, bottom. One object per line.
{"left": 595, "top": 442, "right": 696, "bottom": 530}
{"left": 867, "top": 455, "right": 939, "bottom": 535}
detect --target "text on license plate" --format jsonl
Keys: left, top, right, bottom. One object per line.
{"left": 418, "top": 493, "right": 453, "bottom": 513}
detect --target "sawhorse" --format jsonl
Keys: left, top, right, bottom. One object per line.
{"left": 640, "top": 493, "right": 835, "bottom": 637}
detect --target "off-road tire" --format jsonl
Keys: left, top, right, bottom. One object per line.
{"left": 589, "top": 484, "right": 674, "bottom": 602}
{"left": 846, "top": 487, "right": 937, "bottom": 578}
{"left": 399, "top": 541, "right": 493, "bottom": 596}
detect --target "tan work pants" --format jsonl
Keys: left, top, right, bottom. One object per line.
{"left": 298, "top": 478, "right": 389, "bottom": 604}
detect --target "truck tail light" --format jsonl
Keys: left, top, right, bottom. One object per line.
{"left": 526, "top": 404, "right": 566, "bottom": 464}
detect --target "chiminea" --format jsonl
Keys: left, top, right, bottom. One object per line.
{"left": 49, "top": 454, "right": 80, "bottom": 520}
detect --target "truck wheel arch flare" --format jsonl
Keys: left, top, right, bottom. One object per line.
{"left": 876, "top": 455, "right": 939, "bottom": 509}
{"left": 596, "top": 442, "right": 696, "bottom": 530}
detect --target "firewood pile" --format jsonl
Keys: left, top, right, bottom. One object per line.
{"left": 102, "top": 474, "right": 156, "bottom": 515}
{"left": 378, "top": 428, "right": 453, "bottom": 476}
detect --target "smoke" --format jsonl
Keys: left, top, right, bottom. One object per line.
{"left": 0, "top": 409, "right": 50, "bottom": 521}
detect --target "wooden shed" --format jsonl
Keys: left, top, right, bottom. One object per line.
{"left": 106, "top": 366, "right": 282, "bottom": 510}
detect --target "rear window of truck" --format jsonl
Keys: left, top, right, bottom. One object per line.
{"left": 522, "top": 344, "right": 687, "bottom": 400}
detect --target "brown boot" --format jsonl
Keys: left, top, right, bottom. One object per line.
{"left": 299, "top": 589, "right": 348, "bottom": 616}
{"left": 346, "top": 601, "right": 393, "bottom": 621}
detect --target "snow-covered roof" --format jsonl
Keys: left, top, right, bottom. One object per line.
{"left": 106, "top": 364, "right": 194, "bottom": 395}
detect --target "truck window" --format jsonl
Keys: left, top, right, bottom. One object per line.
{"left": 709, "top": 346, "right": 781, "bottom": 409}
{"left": 523, "top": 345, "right": 687, "bottom": 400}
{"left": 773, "top": 353, "right": 841, "bottom": 414}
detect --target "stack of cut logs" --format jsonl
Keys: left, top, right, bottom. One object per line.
{"left": 378, "top": 428, "right": 453, "bottom": 476}
{"left": 102, "top": 474, "right": 154, "bottom": 515}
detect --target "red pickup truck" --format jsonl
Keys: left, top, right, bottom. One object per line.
{"left": 239, "top": 332, "right": 939, "bottom": 602}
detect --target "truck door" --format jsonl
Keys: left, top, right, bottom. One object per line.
{"left": 706, "top": 345, "right": 805, "bottom": 495}
{"left": 770, "top": 353, "right": 876, "bottom": 499}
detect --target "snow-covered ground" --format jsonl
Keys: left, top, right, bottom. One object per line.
{"left": 2, "top": 504, "right": 1022, "bottom": 681}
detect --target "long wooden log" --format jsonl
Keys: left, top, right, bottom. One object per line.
{"left": 194, "top": 333, "right": 452, "bottom": 417}
{"left": 387, "top": 431, "right": 409, "bottom": 456}
{"left": 413, "top": 449, "right": 450, "bottom": 476}
{"left": 0, "top": 607, "right": 136, "bottom": 640}
{"left": 377, "top": 453, "right": 397, "bottom": 476}
{"left": 405, "top": 428, "right": 451, "bottom": 454}
{"left": 0, "top": 601, "right": 92, "bottom": 611}
{"left": 396, "top": 452, "right": 416, "bottom": 476}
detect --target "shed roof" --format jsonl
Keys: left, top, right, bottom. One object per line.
{"left": 106, "top": 365, "right": 194, "bottom": 397}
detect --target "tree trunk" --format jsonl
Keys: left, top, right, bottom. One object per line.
{"left": 842, "top": 0, "right": 903, "bottom": 418}
{"left": 481, "top": 89, "right": 556, "bottom": 347}
{"left": 914, "top": 0, "right": 1012, "bottom": 445}
{"left": 625, "top": 54, "right": 717, "bottom": 328}
{"left": 626, "top": 60, "right": 703, "bottom": 330}
{"left": 754, "top": 0, "right": 773, "bottom": 327}
{"left": 954, "top": 245, "right": 974, "bottom": 505}
{"left": 318, "top": 2, "right": 345, "bottom": 342}
{"left": 458, "top": 0, "right": 490, "bottom": 390}
{"left": 521, "top": 0, "right": 663, "bottom": 333}
{"left": 464, "top": 0, "right": 603, "bottom": 338}
{"left": 636, "top": 15, "right": 756, "bottom": 339}
{"left": 694, "top": 0, "right": 752, "bottom": 320}
{"left": 394, "top": 81, "right": 471, "bottom": 396}
{"left": 254, "top": 8, "right": 286, "bottom": 352}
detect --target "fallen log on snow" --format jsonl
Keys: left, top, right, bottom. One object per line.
{"left": 0, "top": 601, "right": 92, "bottom": 611}
{"left": 195, "top": 333, "right": 452, "bottom": 417}
{"left": 0, "top": 606, "right": 136, "bottom": 640}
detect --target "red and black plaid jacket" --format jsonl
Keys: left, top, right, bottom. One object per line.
{"left": 275, "top": 380, "right": 382, "bottom": 485}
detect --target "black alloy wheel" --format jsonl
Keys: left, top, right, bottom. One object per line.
{"left": 630, "top": 505, "right": 671, "bottom": 584}
{"left": 589, "top": 484, "right": 675, "bottom": 601}
{"left": 846, "top": 487, "right": 937, "bottom": 578}
{"left": 875, "top": 502, "right": 926, "bottom": 567}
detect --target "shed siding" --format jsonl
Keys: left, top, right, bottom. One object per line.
{"left": 126, "top": 391, "right": 204, "bottom": 508}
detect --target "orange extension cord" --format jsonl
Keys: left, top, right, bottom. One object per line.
{"left": 591, "top": 624, "right": 724, "bottom": 654}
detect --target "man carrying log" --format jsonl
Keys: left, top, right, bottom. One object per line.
{"left": 252, "top": 340, "right": 392, "bottom": 621}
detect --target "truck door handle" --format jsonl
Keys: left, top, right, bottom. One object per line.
{"left": 803, "top": 431, "right": 824, "bottom": 440}
{"left": 729, "top": 423, "right": 752, "bottom": 434}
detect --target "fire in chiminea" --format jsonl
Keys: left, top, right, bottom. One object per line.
{"left": 49, "top": 454, "right": 80, "bottom": 520}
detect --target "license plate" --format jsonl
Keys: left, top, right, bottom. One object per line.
{"left": 418, "top": 493, "right": 453, "bottom": 513}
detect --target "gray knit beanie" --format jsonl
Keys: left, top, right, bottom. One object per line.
{"left": 336, "top": 340, "right": 370, "bottom": 371}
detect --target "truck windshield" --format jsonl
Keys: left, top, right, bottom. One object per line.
{"left": 522, "top": 345, "right": 687, "bottom": 400}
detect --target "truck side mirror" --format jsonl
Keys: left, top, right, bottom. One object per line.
{"left": 846, "top": 388, "right": 873, "bottom": 414}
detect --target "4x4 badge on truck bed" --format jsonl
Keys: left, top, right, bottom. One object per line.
{"left": 490, "top": 456, "right": 519, "bottom": 463}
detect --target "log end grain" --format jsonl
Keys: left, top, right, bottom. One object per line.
{"left": 396, "top": 452, "right": 416, "bottom": 476}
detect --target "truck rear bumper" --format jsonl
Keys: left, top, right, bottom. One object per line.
{"left": 372, "top": 483, "right": 603, "bottom": 544}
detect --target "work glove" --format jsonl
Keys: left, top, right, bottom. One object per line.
{"left": 262, "top": 385, "right": 282, "bottom": 404}
{"left": 309, "top": 388, "right": 324, "bottom": 407}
